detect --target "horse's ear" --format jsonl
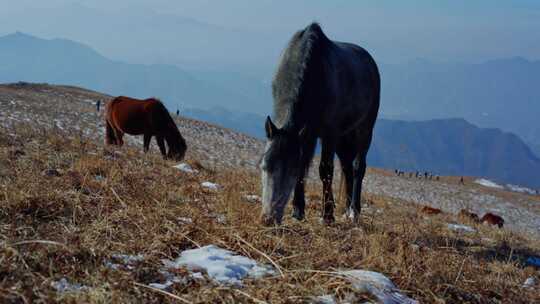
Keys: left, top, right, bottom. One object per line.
{"left": 265, "top": 116, "right": 278, "bottom": 139}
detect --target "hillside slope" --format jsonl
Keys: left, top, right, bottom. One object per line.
{"left": 1, "top": 83, "right": 540, "bottom": 303}
{"left": 1, "top": 83, "right": 539, "bottom": 236}
{"left": 2, "top": 83, "right": 540, "bottom": 303}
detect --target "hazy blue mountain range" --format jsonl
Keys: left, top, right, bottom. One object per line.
{"left": 0, "top": 32, "right": 267, "bottom": 113}
{"left": 378, "top": 58, "right": 540, "bottom": 157}
{"left": 1, "top": 32, "right": 539, "bottom": 156}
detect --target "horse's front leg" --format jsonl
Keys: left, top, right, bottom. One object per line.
{"left": 320, "top": 140, "right": 336, "bottom": 224}
{"left": 143, "top": 133, "right": 152, "bottom": 153}
{"left": 292, "top": 178, "right": 306, "bottom": 221}
{"left": 156, "top": 136, "right": 167, "bottom": 158}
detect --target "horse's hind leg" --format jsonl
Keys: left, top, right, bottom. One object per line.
{"left": 105, "top": 120, "right": 117, "bottom": 145}
{"left": 336, "top": 140, "right": 355, "bottom": 218}
{"left": 351, "top": 132, "right": 373, "bottom": 222}
{"left": 319, "top": 139, "right": 336, "bottom": 224}
{"left": 115, "top": 131, "right": 124, "bottom": 146}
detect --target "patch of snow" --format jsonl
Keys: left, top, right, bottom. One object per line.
{"left": 149, "top": 274, "right": 186, "bottom": 290}
{"left": 210, "top": 213, "right": 227, "bottom": 224}
{"left": 447, "top": 223, "right": 476, "bottom": 234}
{"left": 106, "top": 254, "right": 144, "bottom": 270}
{"left": 112, "top": 254, "right": 144, "bottom": 264}
{"left": 506, "top": 184, "right": 537, "bottom": 195}
{"left": 243, "top": 194, "right": 261, "bottom": 203}
{"left": 474, "top": 179, "right": 504, "bottom": 189}
{"left": 339, "top": 270, "right": 418, "bottom": 304}
{"left": 523, "top": 276, "right": 537, "bottom": 288}
{"left": 51, "top": 278, "right": 88, "bottom": 293}
{"left": 161, "top": 245, "right": 275, "bottom": 285}
{"left": 526, "top": 256, "right": 540, "bottom": 268}
{"left": 177, "top": 217, "right": 193, "bottom": 224}
{"left": 173, "top": 163, "right": 198, "bottom": 173}
{"left": 201, "top": 181, "right": 219, "bottom": 190}
{"left": 312, "top": 294, "right": 336, "bottom": 304}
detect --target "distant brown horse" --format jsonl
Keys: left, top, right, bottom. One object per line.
{"left": 458, "top": 209, "right": 480, "bottom": 223}
{"left": 105, "top": 96, "right": 187, "bottom": 161}
{"left": 481, "top": 213, "right": 504, "bottom": 228}
{"left": 421, "top": 206, "right": 442, "bottom": 215}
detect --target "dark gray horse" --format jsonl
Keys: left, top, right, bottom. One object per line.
{"left": 260, "top": 23, "right": 380, "bottom": 225}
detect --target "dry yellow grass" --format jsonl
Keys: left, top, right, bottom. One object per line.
{"left": 1, "top": 123, "right": 539, "bottom": 304}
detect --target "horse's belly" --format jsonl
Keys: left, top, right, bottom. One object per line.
{"left": 113, "top": 112, "right": 146, "bottom": 135}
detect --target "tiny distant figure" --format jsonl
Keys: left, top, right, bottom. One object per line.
{"left": 394, "top": 169, "right": 398, "bottom": 175}
{"left": 424, "top": 172, "right": 428, "bottom": 179}
{"left": 460, "top": 176, "right": 464, "bottom": 184}
{"left": 436, "top": 176, "right": 440, "bottom": 181}
{"left": 176, "top": 109, "right": 180, "bottom": 116}
{"left": 96, "top": 100, "right": 101, "bottom": 112}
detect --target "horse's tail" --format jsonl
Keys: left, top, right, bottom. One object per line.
{"left": 104, "top": 98, "right": 118, "bottom": 145}
{"left": 105, "top": 119, "right": 117, "bottom": 145}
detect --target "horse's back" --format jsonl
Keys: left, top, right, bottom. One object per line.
{"left": 107, "top": 96, "right": 162, "bottom": 135}
{"left": 324, "top": 40, "right": 380, "bottom": 136}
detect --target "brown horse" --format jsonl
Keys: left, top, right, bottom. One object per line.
{"left": 421, "top": 206, "right": 442, "bottom": 215}
{"left": 105, "top": 96, "right": 187, "bottom": 161}
{"left": 458, "top": 209, "right": 480, "bottom": 223}
{"left": 481, "top": 213, "right": 504, "bottom": 228}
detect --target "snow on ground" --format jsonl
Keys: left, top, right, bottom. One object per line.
{"left": 523, "top": 277, "right": 537, "bottom": 288}
{"left": 312, "top": 294, "right": 337, "bottom": 304}
{"left": 177, "top": 217, "right": 193, "bottom": 224}
{"left": 160, "top": 245, "right": 275, "bottom": 286}
{"left": 201, "top": 181, "right": 219, "bottom": 190}
{"left": 105, "top": 254, "right": 144, "bottom": 270}
{"left": 447, "top": 223, "right": 476, "bottom": 234}
{"left": 474, "top": 179, "right": 504, "bottom": 189}
{"left": 173, "top": 163, "right": 198, "bottom": 173}
{"left": 339, "top": 270, "right": 418, "bottom": 304}
{"left": 506, "top": 184, "right": 537, "bottom": 195}
{"left": 243, "top": 194, "right": 261, "bottom": 203}
{"left": 51, "top": 278, "right": 88, "bottom": 293}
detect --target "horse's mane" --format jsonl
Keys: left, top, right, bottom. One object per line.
{"left": 272, "top": 22, "right": 330, "bottom": 128}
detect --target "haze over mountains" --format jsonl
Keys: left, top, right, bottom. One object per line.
{"left": 1, "top": 32, "right": 540, "bottom": 188}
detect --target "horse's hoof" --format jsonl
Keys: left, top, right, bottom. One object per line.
{"left": 260, "top": 215, "right": 276, "bottom": 226}
{"left": 291, "top": 208, "right": 305, "bottom": 221}
{"left": 323, "top": 215, "right": 335, "bottom": 225}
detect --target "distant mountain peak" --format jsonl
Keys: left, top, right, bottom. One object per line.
{"left": 2, "top": 31, "right": 39, "bottom": 40}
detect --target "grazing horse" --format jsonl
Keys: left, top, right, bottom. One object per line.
{"left": 421, "top": 206, "right": 442, "bottom": 215}
{"left": 458, "top": 209, "right": 480, "bottom": 222}
{"left": 260, "top": 23, "right": 380, "bottom": 225}
{"left": 105, "top": 96, "right": 187, "bottom": 161}
{"left": 481, "top": 213, "right": 504, "bottom": 228}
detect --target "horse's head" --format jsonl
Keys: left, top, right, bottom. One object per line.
{"left": 165, "top": 121, "right": 187, "bottom": 161}
{"left": 167, "top": 133, "right": 187, "bottom": 161}
{"left": 260, "top": 116, "right": 304, "bottom": 225}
